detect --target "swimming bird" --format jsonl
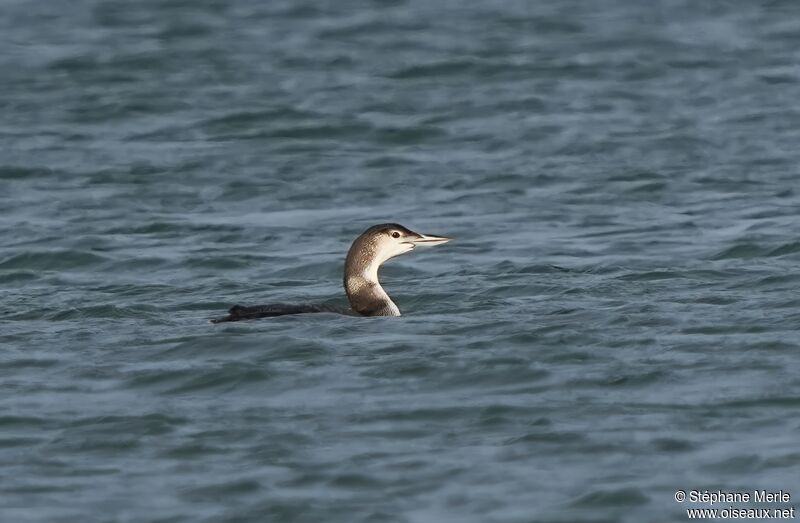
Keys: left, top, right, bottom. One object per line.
{"left": 212, "top": 223, "right": 450, "bottom": 322}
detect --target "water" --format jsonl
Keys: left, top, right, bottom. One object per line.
{"left": 2, "top": 0, "right": 800, "bottom": 521}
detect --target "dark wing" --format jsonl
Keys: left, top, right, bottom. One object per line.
{"left": 211, "top": 303, "right": 357, "bottom": 323}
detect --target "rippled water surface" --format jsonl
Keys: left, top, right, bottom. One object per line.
{"left": 3, "top": 0, "right": 800, "bottom": 521}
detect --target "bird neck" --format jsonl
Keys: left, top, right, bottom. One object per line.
{"left": 344, "top": 242, "right": 401, "bottom": 316}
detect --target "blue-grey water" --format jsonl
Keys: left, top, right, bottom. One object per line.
{"left": 2, "top": 1, "right": 800, "bottom": 521}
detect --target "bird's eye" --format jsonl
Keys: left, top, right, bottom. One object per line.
{"left": 391, "top": 231, "right": 400, "bottom": 238}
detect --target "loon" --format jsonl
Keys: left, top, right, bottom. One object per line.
{"left": 212, "top": 223, "right": 450, "bottom": 322}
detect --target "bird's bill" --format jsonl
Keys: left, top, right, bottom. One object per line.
{"left": 409, "top": 234, "right": 451, "bottom": 247}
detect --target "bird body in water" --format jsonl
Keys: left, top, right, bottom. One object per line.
{"left": 212, "top": 223, "right": 450, "bottom": 322}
